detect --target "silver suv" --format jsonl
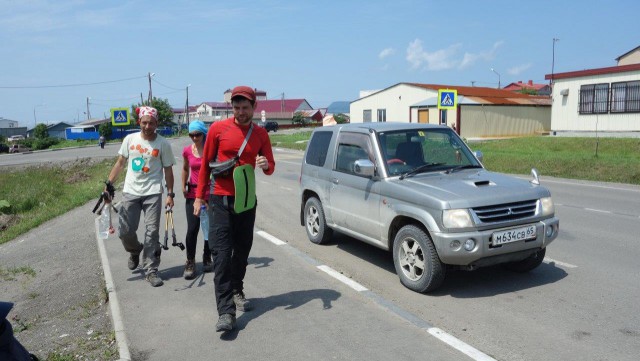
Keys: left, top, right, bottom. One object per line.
{"left": 299, "top": 123, "right": 559, "bottom": 293}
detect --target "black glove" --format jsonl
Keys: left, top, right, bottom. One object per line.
{"left": 105, "top": 180, "right": 116, "bottom": 199}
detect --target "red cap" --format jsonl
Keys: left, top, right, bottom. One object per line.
{"left": 231, "top": 86, "right": 256, "bottom": 102}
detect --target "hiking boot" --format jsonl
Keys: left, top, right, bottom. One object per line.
{"left": 145, "top": 271, "right": 164, "bottom": 287}
{"left": 202, "top": 253, "right": 213, "bottom": 273}
{"left": 233, "top": 291, "right": 252, "bottom": 312}
{"left": 128, "top": 253, "right": 140, "bottom": 270}
{"left": 183, "top": 259, "right": 196, "bottom": 280}
{"left": 215, "top": 314, "right": 236, "bottom": 332}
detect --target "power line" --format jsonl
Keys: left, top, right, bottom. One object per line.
{"left": 0, "top": 75, "right": 147, "bottom": 89}
{"left": 151, "top": 78, "right": 183, "bottom": 91}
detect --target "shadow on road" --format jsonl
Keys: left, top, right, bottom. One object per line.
{"left": 220, "top": 288, "right": 341, "bottom": 340}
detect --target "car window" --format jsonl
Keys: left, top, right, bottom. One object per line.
{"left": 305, "top": 131, "right": 333, "bottom": 166}
{"left": 378, "top": 128, "right": 479, "bottom": 176}
{"left": 335, "top": 132, "right": 373, "bottom": 176}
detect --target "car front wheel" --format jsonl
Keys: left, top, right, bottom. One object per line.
{"left": 304, "top": 197, "right": 333, "bottom": 244}
{"left": 393, "top": 225, "right": 445, "bottom": 293}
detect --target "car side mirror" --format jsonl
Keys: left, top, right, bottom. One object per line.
{"left": 353, "top": 159, "right": 375, "bottom": 177}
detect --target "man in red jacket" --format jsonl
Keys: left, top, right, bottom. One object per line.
{"left": 194, "top": 86, "right": 275, "bottom": 332}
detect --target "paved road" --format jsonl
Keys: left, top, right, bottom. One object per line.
{"left": 4, "top": 137, "right": 639, "bottom": 360}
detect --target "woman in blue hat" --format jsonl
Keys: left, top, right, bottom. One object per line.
{"left": 181, "top": 120, "right": 212, "bottom": 279}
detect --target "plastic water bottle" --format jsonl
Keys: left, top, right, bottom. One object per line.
{"left": 199, "top": 205, "right": 209, "bottom": 236}
{"left": 96, "top": 206, "right": 111, "bottom": 240}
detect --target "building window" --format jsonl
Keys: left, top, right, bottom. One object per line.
{"left": 377, "top": 109, "right": 387, "bottom": 122}
{"left": 579, "top": 83, "right": 609, "bottom": 114}
{"left": 611, "top": 81, "right": 640, "bottom": 113}
{"left": 363, "top": 109, "right": 372, "bottom": 122}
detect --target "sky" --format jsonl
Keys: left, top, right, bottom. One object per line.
{"left": 1, "top": 0, "right": 639, "bottom": 128}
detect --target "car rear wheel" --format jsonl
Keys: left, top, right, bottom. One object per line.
{"left": 502, "top": 247, "right": 546, "bottom": 273}
{"left": 304, "top": 197, "right": 333, "bottom": 244}
{"left": 393, "top": 225, "right": 445, "bottom": 293}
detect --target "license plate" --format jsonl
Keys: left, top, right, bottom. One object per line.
{"left": 492, "top": 225, "right": 537, "bottom": 246}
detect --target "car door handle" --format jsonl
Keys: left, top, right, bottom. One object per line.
{"left": 332, "top": 178, "right": 339, "bottom": 184}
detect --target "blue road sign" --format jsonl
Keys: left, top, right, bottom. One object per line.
{"left": 111, "top": 108, "right": 130, "bottom": 126}
{"left": 438, "top": 89, "right": 457, "bottom": 110}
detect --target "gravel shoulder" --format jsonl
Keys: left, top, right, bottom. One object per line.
{"left": 0, "top": 200, "right": 117, "bottom": 360}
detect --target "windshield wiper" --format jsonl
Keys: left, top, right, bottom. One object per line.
{"left": 399, "top": 162, "right": 445, "bottom": 180}
{"left": 444, "top": 164, "right": 483, "bottom": 174}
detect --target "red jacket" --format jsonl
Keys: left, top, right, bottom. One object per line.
{"left": 196, "top": 118, "right": 275, "bottom": 198}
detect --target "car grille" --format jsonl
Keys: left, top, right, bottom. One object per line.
{"left": 471, "top": 199, "right": 538, "bottom": 224}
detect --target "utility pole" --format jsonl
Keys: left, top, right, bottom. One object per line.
{"left": 140, "top": 93, "right": 144, "bottom": 105}
{"left": 551, "top": 38, "right": 560, "bottom": 88}
{"left": 86, "top": 97, "right": 91, "bottom": 120}
{"left": 471, "top": 80, "right": 476, "bottom": 87}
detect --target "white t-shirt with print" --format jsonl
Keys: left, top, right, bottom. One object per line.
{"left": 118, "top": 132, "right": 175, "bottom": 196}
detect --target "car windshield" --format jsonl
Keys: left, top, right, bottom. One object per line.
{"left": 376, "top": 128, "right": 481, "bottom": 177}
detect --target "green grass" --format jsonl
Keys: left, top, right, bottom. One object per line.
{"left": 0, "top": 158, "right": 116, "bottom": 245}
{"left": 471, "top": 137, "right": 640, "bottom": 184}
{"left": 269, "top": 131, "right": 313, "bottom": 151}
{"left": 0, "top": 265, "right": 37, "bottom": 281}
{"left": 270, "top": 133, "right": 640, "bottom": 185}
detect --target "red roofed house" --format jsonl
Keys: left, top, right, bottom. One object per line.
{"left": 503, "top": 80, "right": 551, "bottom": 96}
{"left": 544, "top": 46, "right": 640, "bottom": 137}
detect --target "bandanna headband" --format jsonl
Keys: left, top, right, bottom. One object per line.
{"left": 136, "top": 106, "right": 158, "bottom": 120}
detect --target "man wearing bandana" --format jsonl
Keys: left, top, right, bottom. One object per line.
{"left": 105, "top": 106, "right": 176, "bottom": 287}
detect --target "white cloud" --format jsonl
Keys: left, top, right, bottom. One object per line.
{"left": 406, "top": 39, "right": 461, "bottom": 71}
{"left": 507, "top": 63, "right": 532, "bottom": 75}
{"left": 459, "top": 41, "right": 504, "bottom": 69}
{"left": 379, "top": 47, "right": 395, "bottom": 59}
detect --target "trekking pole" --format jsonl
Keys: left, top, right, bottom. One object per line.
{"left": 162, "top": 209, "right": 170, "bottom": 250}
{"left": 167, "top": 209, "right": 185, "bottom": 251}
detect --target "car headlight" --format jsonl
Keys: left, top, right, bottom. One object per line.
{"left": 443, "top": 209, "right": 473, "bottom": 228}
{"left": 540, "top": 197, "right": 555, "bottom": 216}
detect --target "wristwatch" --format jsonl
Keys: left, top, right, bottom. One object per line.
{"left": 167, "top": 192, "right": 175, "bottom": 198}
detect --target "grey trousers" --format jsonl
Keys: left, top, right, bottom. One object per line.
{"left": 117, "top": 193, "right": 163, "bottom": 272}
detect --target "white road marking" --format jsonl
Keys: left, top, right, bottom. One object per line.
{"left": 280, "top": 186, "right": 293, "bottom": 191}
{"left": 317, "top": 265, "right": 368, "bottom": 292}
{"left": 257, "top": 230, "right": 521, "bottom": 361}
{"left": 256, "top": 230, "right": 287, "bottom": 245}
{"left": 544, "top": 257, "right": 578, "bottom": 268}
{"left": 540, "top": 178, "right": 640, "bottom": 192}
{"left": 585, "top": 208, "right": 612, "bottom": 214}
{"left": 427, "top": 328, "right": 497, "bottom": 361}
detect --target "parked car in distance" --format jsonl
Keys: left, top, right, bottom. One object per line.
{"left": 261, "top": 121, "right": 279, "bottom": 132}
{"left": 7, "top": 135, "right": 25, "bottom": 142}
{"left": 9, "top": 144, "right": 31, "bottom": 153}
{"left": 299, "top": 122, "right": 559, "bottom": 293}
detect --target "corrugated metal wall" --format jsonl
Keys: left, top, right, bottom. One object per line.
{"left": 460, "top": 105, "right": 551, "bottom": 138}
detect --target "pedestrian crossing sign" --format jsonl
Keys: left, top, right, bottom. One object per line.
{"left": 111, "top": 108, "right": 130, "bottom": 126}
{"left": 438, "top": 89, "right": 457, "bottom": 110}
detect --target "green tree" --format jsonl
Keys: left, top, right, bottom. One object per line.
{"left": 34, "top": 123, "right": 49, "bottom": 139}
{"left": 99, "top": 122, "right": 113, "bottom": 139}
{"left": 131, "top": 98, "right": 175, "bottom": 126}
{"left": 518, "top": 88, "right": 538, "bottom": 95}
{"left": 334, "top": 113, "right": 350, "bottom": 124}
{"left": 292, "top": 111, "right": 305, "bottom": 125}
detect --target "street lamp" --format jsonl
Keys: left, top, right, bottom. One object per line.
{"left": 185, "top": 84, "right": 191, "bottom": 127}
{"left": 490, "top": 68, "right": 501, "bottom": 89}
{"left": 551, "top": 38, "right": 560, "bottom": 87}
{"left": 148, "top": 72, "right": 155, "bottom": 104}
{"left": 33, "top": 103, "right": 45, "bottom": 129}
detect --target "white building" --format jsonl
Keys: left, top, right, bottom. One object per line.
{"left": 545, "top": 47, "right": 640, "bottom": 137}
{"left": 0, "top": 117, "right": 19, "bottom": 128}
{"left": 351, "top": 83, "right": 551, "bottom": 139}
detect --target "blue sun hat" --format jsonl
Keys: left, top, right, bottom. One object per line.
{"left": 188, "top": 120, "right": 208, "bottom": 138}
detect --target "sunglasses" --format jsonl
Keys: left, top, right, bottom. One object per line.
{"left": 189, "top": 133, "right": 203, "bottom": 138}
